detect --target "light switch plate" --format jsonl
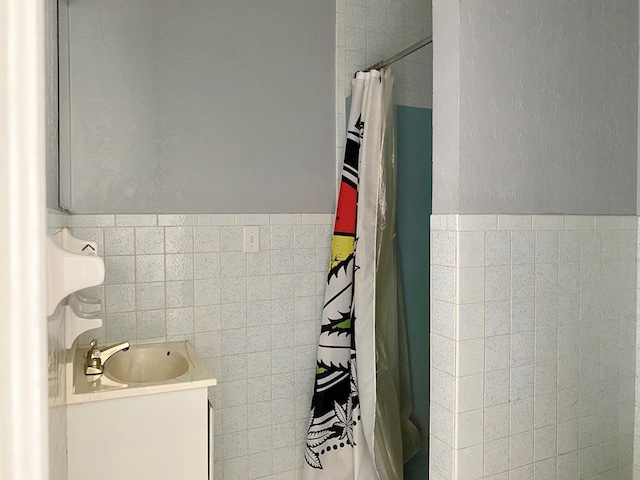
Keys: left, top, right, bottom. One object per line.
{"left": 243, "top": 226, "right": 260, "bottom": 253}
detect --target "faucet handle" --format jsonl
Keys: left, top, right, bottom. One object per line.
{"left": 85, "top": 339, "right": 104, "bottom": 375}
{"left": 87, "top": 339, "right": 101, "bottom": 359}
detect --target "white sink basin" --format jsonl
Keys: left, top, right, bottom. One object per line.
{"left": 104, "top": 345, "right": 190, "bottom": 384}
{"left": 67, "top": 340, "right": 217, "bottom": 404}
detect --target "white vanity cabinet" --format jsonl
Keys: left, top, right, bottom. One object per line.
{"left": 66, "top": 341, "right": 216, "bottom": 480}
{"left": 67, "top": 388, "right": 212, "bottom": 480}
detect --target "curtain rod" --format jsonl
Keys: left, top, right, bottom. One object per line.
{"left": 364, "top": 35, "right": 433, "bottom": 72}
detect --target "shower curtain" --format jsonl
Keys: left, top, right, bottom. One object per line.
{"left": 304, "top": 69, "right": 420, "bottom": 480}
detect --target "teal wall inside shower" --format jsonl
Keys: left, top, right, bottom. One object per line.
{"left": 396, "top": 105, "right": 432, "bottom": 479}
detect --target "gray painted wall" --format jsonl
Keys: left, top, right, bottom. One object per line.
{"left": 63, "top": 0, "right": 335, "bottom": 214}
{"left": 433, "top": 0, "right": 638, "bottom": 214}
{"left": 432, "top": 0, "right": 460, "bottom": 214}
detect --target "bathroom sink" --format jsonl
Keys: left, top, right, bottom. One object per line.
{"left": 68, "top": 340, "right": 216, "bottom": 403}
{"left": 104, "top": 344, "right": 190, "bottom": 384}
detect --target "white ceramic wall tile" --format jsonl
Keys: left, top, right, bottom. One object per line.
{"left": 431, "top": 402, "right": 455, "bottom": 446}
{"left": 293, "top": 249, "right": 316, "bottom": 273}
{"left": 432, "top": 334, "right": 455, "bottom": 376}
{"left": 196, "top": 214, "right": 235, "bottom": 226}
{"left": 456, "top": 374, "right": 484, "bottom": 413}
{"left": 105, "top": 312, "right": 136, "bottom": 342}
{"left": 485, "top": 266, "right": 511, "bottom": 302}
{"left": 485, "top": 231, "right": 511, "bottom": 266}
{"left": 269, "top": 226, "right": 294, "bottom": 251}
{"left": 459, "top": 215, "right": 498, "bottom": 232}
{"left": 497, "top": 215, "right": 532, "bottom": 231}
{"left": 269, "top": 214, "right": 301, "bottom": 225}
{"left": 484, "top": 403, "right": 509, "bottom": 442}
{"left": 158, "top": 214, "right": 198, "bottom": 226}
{"left": 511, "top": 297, "right": 535, "bottom": 334}
{"left": 456, "top": 267, "right": 484, "bottom": 304}
{"left": 116, "top": 214, "right": 157, "bottom": 227}
{"left": 136, "top": 282, "right": 165, "bottom": 311}
{"left": 71, "top": 214, "right": 115, "bottom": 227}
{"left": 485, "top": 300, "right": 510, "bottom": 336}
{"left": 456, "top": 303, "right": 485, "bottom": 341}
{"left": 484, "top": 335, "right": 509, "bottom": 372}
{"left": 534, "top": 231, "right": 558, "bottom": 264}
{"left": 194, "top": 226, "right": 222, "bottom": 253}
{"left": 430, "top": 436, "right": 454, "bottom": 479}
{"left": 431, "top": 215, "right": 446, "bottom": 231}
{"left": 456, "top": 338, "right": 484, "bottom": 377}
{"left": 135, "top": 226, "right": 164, "bottom": 254}
{"left": 270, "top": 249, "right": 294, "bottom": 275}
{"left": 531, "top": 215, "right": 564, "bottom": 230}
{"left": 509, "top": 431, "right": 533, "bottom": 470}
{"left": 432, "top": 230, "right": 456, "bottom": 267}
{"left": 484, "top": 369, "right": 510, "bottom": 407}
{"left": 194, "top": 252, "right": 221, "bottom": 280}
{"left": 432, "top": 265, "right": 457, "bottom": 303}
{"left": 220, "top": 252, "right": 247, "bottom": 278}
{"left": 164, "top": 226, "right": 193, "bottom": 253}
{"left": 104, "top": 256, "right": 135, "bottom": 284}
{"left": 564, "top": 215, "right": 595, "bottom": 230}
{"left": 301, "top": 213, "right": 332, "bottom": 225}
{"left": 165, "top": 307, "right": 193, "bottom": 336}
{"left": 446, "top": 215, "right": 460, "bottom": 231}
{"left": 558, "top": 230, "right": 581, "bottom": 263}
{"left": 247, "top": 251, "right": 270, "bottom": 276}
{"left": 484, "top": 437, "right": 509, "bottom": 476}
{"left": 136, "top": 255, "right": 165, "bottom": 282}
{"left": 430, "top": 299, "right": 454, "bottom": 340}
{"left": 105, "top": 284, "right": 136, "bottom": 313}
{"left": 534, "top": 263, "right": 558, "bottom": 297}
{"left": 456, "top": 410, "right": 484, "bottom": 449}
{"left": 164, "top": 253, "right": 193, "bottom": 281}
{"left": 457, "top": 231, "right": 485, "bottom": 267}
{"left": 510, "top": 332, "right": 535, "bottom": 367}
{"left": 510, "top": 398, "right": 533, "bottom": 436}
{"left": 137, "top": 310, "right": 167, "bottom": 339}
{"left": 511, "top": 231, "right": 535, "bottom": 265}
{"left": 104, "top": 227, "right": 135, "bottom": 255}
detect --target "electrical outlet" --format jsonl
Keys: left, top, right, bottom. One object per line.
{"left": 243, "top": 226, "right": 260, "bottom": 253}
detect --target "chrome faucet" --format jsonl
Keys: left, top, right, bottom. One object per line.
{"left": 85, "top": 339, "right": 130, "bottom": 375}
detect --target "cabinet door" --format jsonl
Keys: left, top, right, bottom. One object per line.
{"left": 68, "top": 389, "right": 209, "bottom": 480}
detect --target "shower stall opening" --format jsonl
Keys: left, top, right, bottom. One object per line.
{"left": 332, "top": 39, "right": 433, "bottom": 479}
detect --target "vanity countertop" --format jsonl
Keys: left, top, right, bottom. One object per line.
{"left": 66, "top": 340, "right": 217, "bottom": 405}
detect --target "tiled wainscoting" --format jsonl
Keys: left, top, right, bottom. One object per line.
{"left": 69, "top": 213, "right": 333, "bottom": 480}
{"left": 429, "top": 215, "right": 636, "bottom": 480}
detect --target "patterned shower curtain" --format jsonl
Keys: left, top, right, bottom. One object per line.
{"left": 304, "top": 69, "right": 398, "bottom": 480}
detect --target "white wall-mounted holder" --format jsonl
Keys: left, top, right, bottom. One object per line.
{"left": 46, "top": 228, "right": 105, "bottom": 316}
{"left": 69, "top": 291, "right": 101, "bottom": 315}
{"left": 64, "top": 304, "right": 103, "bottom": 349}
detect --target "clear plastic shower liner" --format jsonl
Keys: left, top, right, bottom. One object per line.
{"left": 373, "top": 68, "right": 421, "bottom": 480}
